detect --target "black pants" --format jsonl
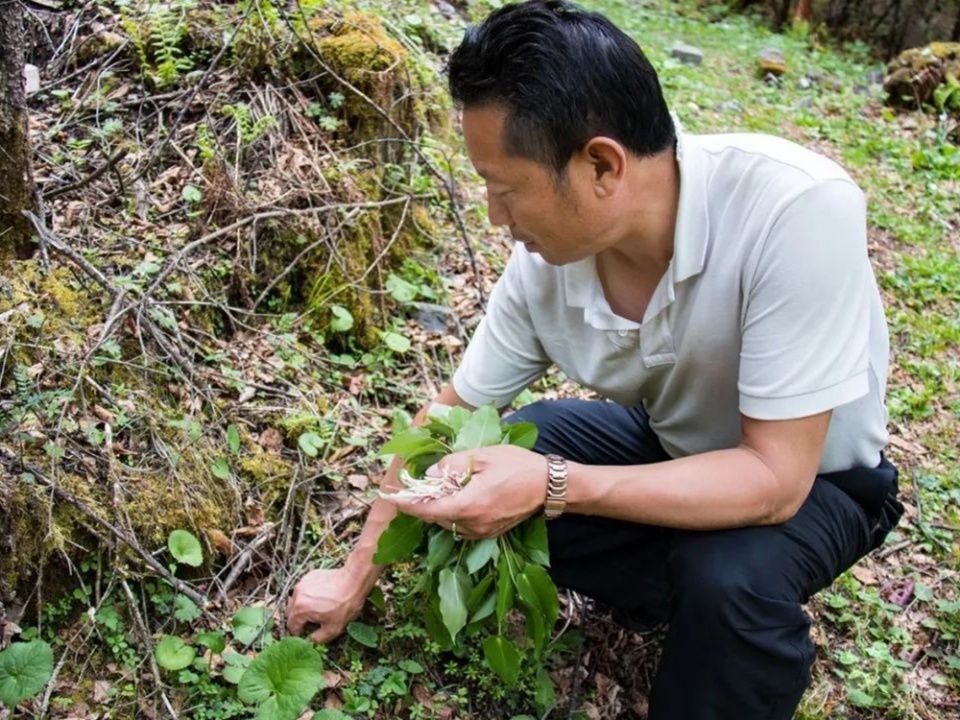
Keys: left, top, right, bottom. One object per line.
{"left": 508, "top": 399, "right": 904, "bottom": 720}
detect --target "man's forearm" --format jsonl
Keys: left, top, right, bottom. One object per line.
{"left": 565, "top": 447, "right": 806, "bottom": 530}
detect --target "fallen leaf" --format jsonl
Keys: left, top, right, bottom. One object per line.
{"left": 93, "top": 680, "right": 111, "bottom": 704}
{"left": 347, "top": 474, "right": 369, "bottom": 491}
{"left": 207, "top": 528, "right": 235, "bottom": 557}
{"left": 258, "top": 428, "right": 283, "bottom": 453}
{"left": 852, "top": 565, "right": 877, "bottom": 585}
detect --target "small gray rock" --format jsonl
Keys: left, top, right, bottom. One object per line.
{"left": 797, "top": 76, "right": 812, "bottom": 90}
{"left": 24, "top": 64, "right": 40, "bottom": 95}
{"left": 717, "top": 99, "right": 745, "bottom": 113}
{"left": 757, "top": 48, "right": 787, "bottom": 76}
{"left": 866, "top": 68, "right": 885, "bottom": 86}
{"left": 670, "top": 42, "right": 704, "bottom": 66}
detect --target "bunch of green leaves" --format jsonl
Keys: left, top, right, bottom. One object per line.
{"left": 373, "top": 404, "right": 558, "bottom": 689}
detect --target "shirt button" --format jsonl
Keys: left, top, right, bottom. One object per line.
{"left": 618, "top": 329, "right": 630, "bottom": 337}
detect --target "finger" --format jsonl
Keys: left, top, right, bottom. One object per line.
{"left": 426, "top": 450, "right": 475, "bottom": 479}
{"left": 309, "top": 624, "right": 341, "bottom": 644}
{"left": 286, "top": 607, "right": 305, "bottom": 636}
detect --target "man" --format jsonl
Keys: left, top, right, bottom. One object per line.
{"left": 286, "top": 1, "right": 904, "bottom": 717}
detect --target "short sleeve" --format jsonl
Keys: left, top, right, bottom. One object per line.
{"left": 452, "top": 246, "right": 552, "bottom": 408}
{"left": 738, "top": 179, "right": 872, "bottom": 420}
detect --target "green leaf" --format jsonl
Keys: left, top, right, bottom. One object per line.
{"left": 379, "top": 427, "right": 444, "bottom": 459}
{"left": 386, "top": 273, "right": 419, "bottom": 302}
{"left": 329, "top": 305, "right": 353, "bottom": 332}
{"left": 438, "top": 568, "right": 469, "bottom": 643}
{"left": 467, "top": 573, "right": 495, "bottom": 615}
{"left": 0, "top": 641, "right": 54, "bottom": 707}
{"left": 173, "top": 595, "right": 201, "bottom": 623}
{"left": 523, "top": 564, "right": 560, "bottom": 628}
{"left": 398, "top": 659, "right": 424, "bottom": 674}
{"left": 535, "top": 667, "right": 556, "bottom": 712}
{"left": 504, "top": 421, "right": 538, "bottom": 450}
{"left": 211, "top": 456, "right": 231, "bottom": 480}
{"left": 232, "top": 607, "right": 272, "bottom": 647}
{"left": 155, "top": 636, "right": 196, "bottom": 671}
{"left": 315, "top": 710, "right": 352, "bottom": 720}
{"left": 516, "top": 572, "right": 548, "bottom": 655}
{"left": 453, "top": 405, "right": 502, "bottom": 451}
{"left": 182, "top": 184, "right": 203, "bottom": 203}
{"left": 222, "top": 664, "right": 246, "bottom": 685}
{"left": 196, "top": 631, "right": 226, "bottom": 654}
{"left": 382, "top": 331, "right": 411, "bottom": 353}
{"left": 522, "top": 516, "right": 550, "bottom": 567}
{"left": 496, "top": 553, "right": 515, "bottom": 625}
{"left": 482, "top": 635, "right": 521, "bottom": 687}
{"left": 227, "top": 424, "right": 241, "bottom": 454}
{"left": 238, "top": 637, "right": 324, "bottom": 720}
{"left": 168, "top": 529, "right": 203, "bottom": 567}
{"left": 423, "top": 598, "right": 454, "bottom": 650}
{"left": 298, "top": 432, "right": 323, "bottom": 458}
{"left": 373, "top": 514, "right": 425, "bottom": 565}
{"left": 426, "top": 529, "right": 456, "bottom": 571}
{"left": 346, "top": 622, "right": 379, "bottom": 648}
{"left": 465, "top": 538, "right": 498, "bottom": 574}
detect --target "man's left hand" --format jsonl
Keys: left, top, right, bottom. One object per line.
{"left": 386, "top": 446, "right": 549, "bottom": 539}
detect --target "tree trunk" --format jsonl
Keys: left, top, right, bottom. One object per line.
{"left": 793, "top": 0, "right": 814, "bottom": 23}
{"left": 952, "top": 4, "right": 960, "bottom": 41}
{"left": 0, "top": 0, "right": 37, "bottom": 261}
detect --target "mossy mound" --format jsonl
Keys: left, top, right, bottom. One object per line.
{"left": 884, "top": 42, "right": 960, "bottom": 113}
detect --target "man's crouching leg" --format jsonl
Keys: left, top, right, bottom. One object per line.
{"left": 648, "top": 477, "right": 882, "bottom": 720}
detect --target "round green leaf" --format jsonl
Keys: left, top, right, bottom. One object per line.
{"left": 155, "top": 636, "right": 196, "bottom": 671}
{"left": 168, "top": 529, "right": 203, "bottom": 567}
{"left": 232, "top": 606, "right": 272, "bottom": 647}
{"left": 382, "top": 331, "right": 411, "bottom": 353}
{"left": 237, "top": 637, "right": 324, "bottom": 720}
{"left": 298, "top": 432, "right": 323, "bottom": 458}
{"left": 0, "top": 641, "right": 54, "bottom": 707}
{"left": 329, "top": 305, "right": 353, "bottom": 332}
{"left": 211, "top": 456, "right": 231, "bottom": 480}
{"left": 346, "top": 622, "right": 379, "bottom": 648}
{"left": 196, "top": 631, "right": 226, "bottom": 654}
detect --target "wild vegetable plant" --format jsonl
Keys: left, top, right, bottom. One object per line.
{"left": 374, "top": 404, "right": 559, "bottom": 689}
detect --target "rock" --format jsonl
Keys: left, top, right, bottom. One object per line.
{"left": 762, "top": 72, "right": 782, "bottom": 87}
{"left": 757, "top": 48, "right": 787, "bottom": 77}
{"left": 434, "top": 0, "right": 458, "bottom": 20}
{"left": 717, "top": 99, "right": 745, "bottom": 113}
{"left": 797, "top": 75, "right": 812, "bottom": 90}
{"left": 866, "top": 68, "right": 885, "bottom": 86}
{"left": 670, "top": 41, "right": 704, "bottom": 66}
{"left": 23, "top": 64, "right": 40, "bottom": 95}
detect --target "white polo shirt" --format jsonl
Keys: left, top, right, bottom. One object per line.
{"left": 452, "top": 127, "right": 890, "bottom": 474}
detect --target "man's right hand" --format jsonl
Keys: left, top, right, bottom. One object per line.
{"left": 285, "top": 564, "right": 371, "bottom": 644}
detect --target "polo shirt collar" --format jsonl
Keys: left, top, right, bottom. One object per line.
{"left": 563, "top": 115, "right": 710, "bottom": 327}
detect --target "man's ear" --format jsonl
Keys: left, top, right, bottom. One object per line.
{"left": 581, "top": 137, "right": 628, "bottom": 198}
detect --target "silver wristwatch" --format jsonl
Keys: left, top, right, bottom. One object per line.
{"left": 544, "top": 453, "right": 568, "bottom": 520}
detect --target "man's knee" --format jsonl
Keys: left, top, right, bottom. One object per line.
{"left": 504, "top": 399, "right": 583, "bottom": 455}
{"left": 668, "top": 531, "right": 808, "bottom": 632}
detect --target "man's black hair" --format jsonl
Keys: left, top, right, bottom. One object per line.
{"left": 447, "top": 0, "right": 676, "bottom": 177}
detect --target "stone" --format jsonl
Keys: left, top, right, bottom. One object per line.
{"left": 757, "top": 48, "right": 787, "bottom": 77}
{"left": 23, "top": 64, "right": 39, "bottom": 95}
{"left": 670, "top": 41, "right": 704, "bottom": 66}
{"left": 866, "top": 68, "right": 885, "bottom": 86}
{"left": 717, "top": 99, "right": 745, "bottom": 113}
{"left": 762, "top": 72, "right": 782, "bottom": 87}
{"left": 797, "top": 75, "right": 812, "bottom": 90}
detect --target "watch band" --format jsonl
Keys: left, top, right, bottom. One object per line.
{"left": 543, "top": 453, "right": 568, "bottom": 520}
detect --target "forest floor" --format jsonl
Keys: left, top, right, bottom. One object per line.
{"left": 2, "top": 0, "right": 958, "bottom": 718}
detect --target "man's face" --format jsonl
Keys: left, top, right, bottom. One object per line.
{"left": 461, "top": 105, "right": 611, "bottom": 266}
